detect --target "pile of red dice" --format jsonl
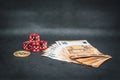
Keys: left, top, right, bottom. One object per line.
{"left": 23, "top": 33, "right": 48, "bottom": 52}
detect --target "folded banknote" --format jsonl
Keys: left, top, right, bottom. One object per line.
{"left": 42, "top": 40, "right": 112, "bottom": 68}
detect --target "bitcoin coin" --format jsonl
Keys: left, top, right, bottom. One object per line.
{"left": 13, "top": 50, "right": 31, "bottom": 57}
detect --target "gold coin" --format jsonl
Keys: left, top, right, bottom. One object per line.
{"left": 13, "top": 50, "right": 31, "bottom": 57}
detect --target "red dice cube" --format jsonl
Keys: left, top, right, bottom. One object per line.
{"left": 40, "top": 40, "right": 48, "bottom": 50}
{"left": 29, "top": 33, "right": 40, "bottom": 42}
{"left": 31, "top": 41, "right": 41, "bottom": 52}
{"left": 23, "top": 41, "right": 32, "bottom": 50}
{"left": 32, "top": 45, "right": 41, "bottom": 52}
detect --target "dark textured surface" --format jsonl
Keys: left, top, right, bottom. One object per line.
{"left": 0, "top": 0, "right": 120, "bottom": 80}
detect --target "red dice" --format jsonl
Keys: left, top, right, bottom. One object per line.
{"left": 40, "top": 40, "right": 48, "bottom": 50}
{"left": 32, "top": 45, "right": 41, "bottom": 52}
{"left": 23, "top": 33, "right": 48, "bottom": 53}
{"left": 29, "top": 33, "right": 40, "bottom": 42}
{"left": 23, "top": 41, "right": 32, "bottom": 50}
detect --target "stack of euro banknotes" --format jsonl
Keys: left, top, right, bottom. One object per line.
{"left": 42, "top": 40, "right": 112, "bottom": 68}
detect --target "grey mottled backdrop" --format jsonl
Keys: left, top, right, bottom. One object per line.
{"left": 0, "top": 0, "right": 120, "bottom": 80}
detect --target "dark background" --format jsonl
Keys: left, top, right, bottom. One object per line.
{"left": 0, "top": 0, "right": 120, "bottom": 80}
